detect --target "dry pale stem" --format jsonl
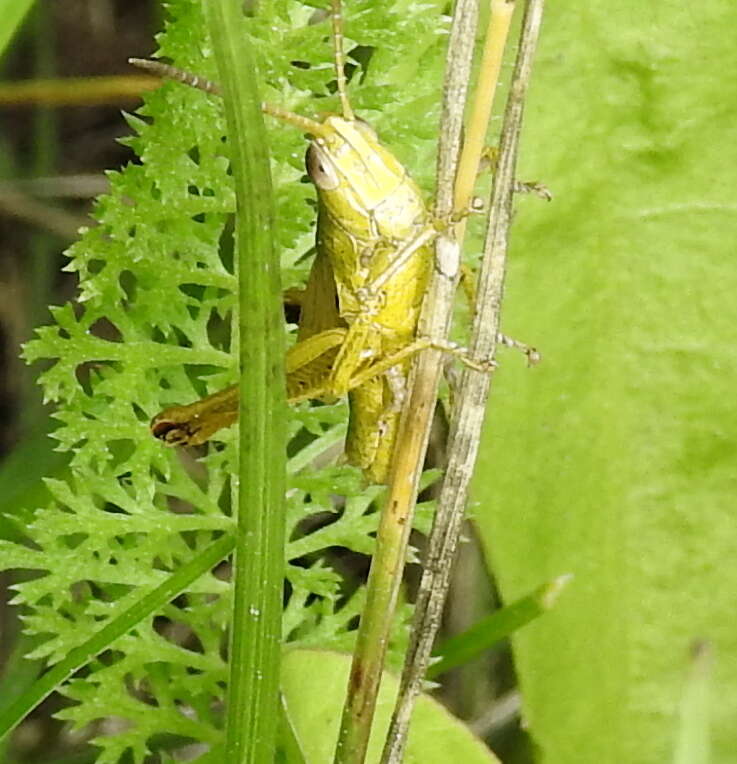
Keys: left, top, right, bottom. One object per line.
{"left": 332, "top": 2, "right": 481, "bottom": 763}
{"left": 382, "top": 1, "right": 546, "bottom": 761}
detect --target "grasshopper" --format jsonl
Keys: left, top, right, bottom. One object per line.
{"left": 146, "top": 0, "right": 482, "bottom": 483}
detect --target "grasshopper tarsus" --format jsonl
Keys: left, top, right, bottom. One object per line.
{"left": 513, "top": 179, "right": 552, "bottom": 201}
{"left": 479, "top": 146, "right": 551, "bottom": 200}
{"left": 150, "top": 417, "right": 192, "bottom": 446}
{"left": 496, "top": 332, "right": 541, "bottom": 366}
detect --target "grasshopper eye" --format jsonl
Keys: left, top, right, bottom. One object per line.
{"left": 306, "top": 143, "right": 340, "bottom": 190}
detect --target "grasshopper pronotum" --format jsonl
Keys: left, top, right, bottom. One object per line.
{"left": 146, "top": 0, "right": 486, "bottom": 483}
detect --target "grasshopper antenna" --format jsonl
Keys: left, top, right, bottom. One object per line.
{"left": 330, "top": 0, "right": 354, "bottom": 120}
{"left": 129, "top": 57, "right": 331, "bottom": 138}
{"left": 129, "top": 58, "right": 221, "bottom": 95}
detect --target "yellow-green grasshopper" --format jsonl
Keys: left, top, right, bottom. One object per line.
{"left": 144, "top": 0, "right": 478, "bottom": 483}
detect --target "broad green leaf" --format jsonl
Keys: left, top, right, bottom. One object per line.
{"left": 473, "top": 1, "right": 737, "bottom": 762}
{"left": 281, "top": 649, "right": 500, "bottom": 763}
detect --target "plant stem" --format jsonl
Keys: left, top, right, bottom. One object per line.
{"left": 454, "top": 0, "right": 517, "bottom": 219}
{"left": 332, "top": 2, "right": 480, "bottom": 762}
{"left": 0, "top": 74, "right": 159, "bottom": 106}
{"left": 381, "top": 2, "right": 546, "bottom": 760}
{"left": 22, "top": 0, "right": 58, "bottom": 434}
{"left": 205, "top": 1, "right": 286, "bottom": 762}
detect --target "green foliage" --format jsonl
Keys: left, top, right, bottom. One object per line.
{"left": 2, "top": 0, "right": 450, "bottom": 759}
{"left": 281, "top": 649, "right": 500, "bottom": 763}
{"left": 473, "top": 1, "right": 737, "bottom": 762}
{"left": 0, "top": 0, "right": 35, "bottom": 60}
{"left": 428, "top": 574, "right": 572, "bottom": 681}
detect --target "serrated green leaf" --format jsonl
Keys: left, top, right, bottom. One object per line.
{"left": 7, "top": 0, "right": 451, "bottom": 756}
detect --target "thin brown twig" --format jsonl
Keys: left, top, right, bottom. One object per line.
{"left": 0, "top": 187, "right": 89, "bottom": 239}
{"left": 0, "top": 175, "right": 109, "bottom": 199}
{"left": 332, "top": 2, "right": 480, "bottom": 762}
{"left": 381, "top": 1, "right": 546, "bottom": 760}
{"left": 0, "top": 75, "right": 159, "bottom": 106}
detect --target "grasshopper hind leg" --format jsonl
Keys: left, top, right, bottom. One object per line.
{"left": 344, "top": 364, "right": 409, "bottom": 485}
{"left": 345, "top": 376, "right": 385, "bottom": 481}
{"left": 345, "top": 366, "right": 407, "bottom": 485}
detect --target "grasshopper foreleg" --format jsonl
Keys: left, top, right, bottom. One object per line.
{"left": 344, "top": 336, "right": 497, "bottom": 392}
{"left": 367, "top": 226, "right": 438, "bottom": 293}
{"left": 458, "top": 263, "right": 540, "bottom": 365}
{"left": 479, "top": 146, "right": 552, "bottom": 201}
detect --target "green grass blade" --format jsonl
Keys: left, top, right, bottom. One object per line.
{"left": 0, "top": 535, "right": 235, "bottom": 740}
{"left": 428, "top": 574, "right": 571, "bottom": 680}
{"left": 204, "top": 1, "right": 285, "bottom": 761}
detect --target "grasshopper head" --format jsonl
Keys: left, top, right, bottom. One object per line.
{"left": 305, "top": 116, "right": 426, "bottom": 240}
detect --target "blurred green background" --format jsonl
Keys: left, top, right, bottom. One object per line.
{"left": 0, "top": 2, "right": 160, "bottom": 762}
